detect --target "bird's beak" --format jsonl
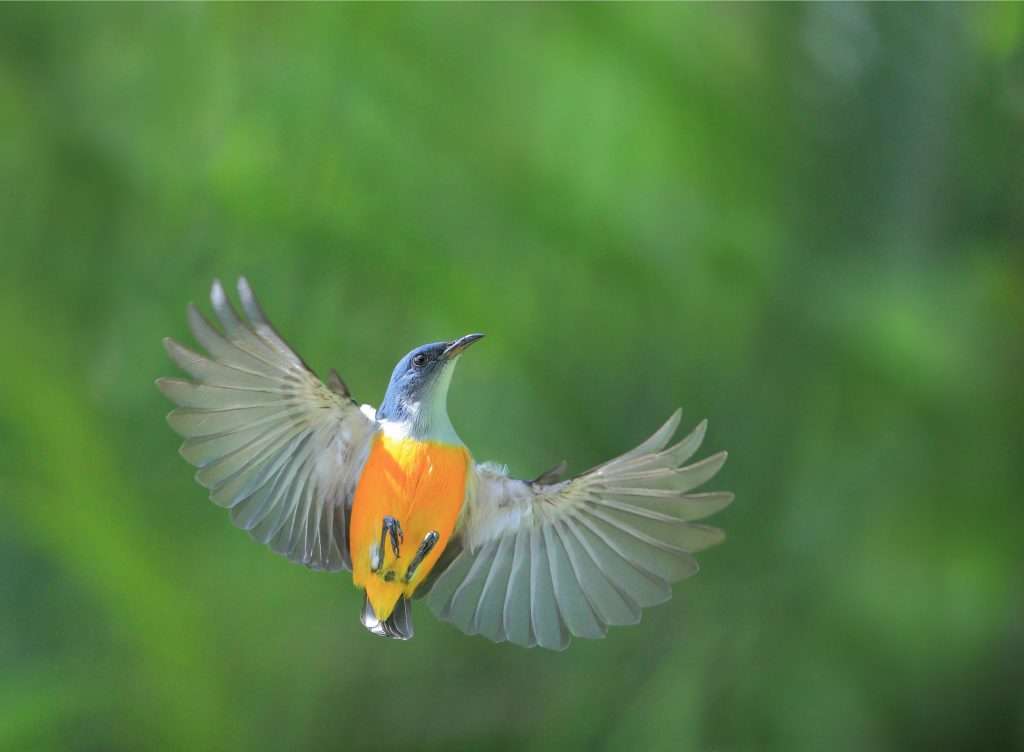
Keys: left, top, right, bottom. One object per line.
{"left": 442, "top": 333, "right": 485, "bottom": 359}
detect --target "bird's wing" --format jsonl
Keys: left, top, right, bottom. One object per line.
{"left": 425, "top": 410, "right": 731, "bottom": 649}
{"left": 157, "top": 278, "right": 377, "bottom": 572}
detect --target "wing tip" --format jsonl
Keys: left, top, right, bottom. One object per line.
{"left": 703, "top": 449, "right": 728, "bottom": 467}
{"left": 237, "top": 275, "right": 253, "bottom": 298}
{"left": 154, "top": 376, "right": 177, "bottom": 400}
{"left": 162, "top": 336, "right": 207, "bottom": 374}
{"left": 165, "top": 409, "right": 191, "bottom": 438}
{"left": 210, "top": 278, "right": 229, "bottom": 309}
{"left": 665, "top": 407, "right": 683, "bottom": 435}
{"left": 176, "top": 439, "right": 194, "bottom": 465}
{"left": 185, "top": 301, "right": 204, "bottom": 323}
{"left": 162, "top": 335, "right": 192, "bottom": 355}
{"left": 688, "top": 523, "right": 727, "bottom": 551}
{"left": 162, "top": 336, "right": 184, "bottom": 362}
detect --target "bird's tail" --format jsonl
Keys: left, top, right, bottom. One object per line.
{"left": 360, "top": 593, "right": 414, "bottom": 640}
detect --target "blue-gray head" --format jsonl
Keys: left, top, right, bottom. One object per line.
{"left": 376, "top": 333, "right": 484, "bottom": 442}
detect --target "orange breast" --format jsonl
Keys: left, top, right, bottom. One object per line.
{"left": 349, "top": 433, "right": 470, "bottom": 620}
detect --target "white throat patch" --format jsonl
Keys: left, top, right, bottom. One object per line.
{"left": 378, "top": 360, "right": 463, "bottom": 445}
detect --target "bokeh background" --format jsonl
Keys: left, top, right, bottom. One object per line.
{"left": 2, "top": 4, "right": 1022, "bottom": 751}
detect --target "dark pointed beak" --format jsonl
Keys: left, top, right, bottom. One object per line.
{"left": 442, "top": 333, "right": 485, "bottom": 359}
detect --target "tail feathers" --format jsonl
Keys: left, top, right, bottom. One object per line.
{"left": 361, "top": 593, "right": 414, "bottom": 640}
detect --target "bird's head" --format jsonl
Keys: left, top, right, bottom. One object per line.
{"left": 376, "top": 333, "right": 484, "bottom": 442}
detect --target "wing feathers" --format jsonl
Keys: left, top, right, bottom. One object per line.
{"left": 200, "top": 425, "right": 307, "bottom": 500}
{"left": 446, "top": 542, "right": 499, "bottom": 634}
{"left": 427, "top": 411, "right": 730, "bottom": 649}
{"left": 186, "top": 305, "right": 286, "bottom": 377}
{"left": 164, "top": 338, "right": 276, "bottom": 391}
{"left": 427, "top": 551, "right": 474, "bottom": 620}
{"left": 159, "top": 279, "right": 375, "bottom": 571}
{"left": 555, "top": 518, "right": 640, "bottom": 627}
{"left": 601, "top": 451, "right": 728, "bottom": 493}
{"left": 602, "top": 409, "right": 682, "bottom": 468}
{"left": 473, "top": 534, "right": 515, "bottom": 642}
{"left": 529, "top": 525, "right": 569, "bottom": 650}
{"left": 155, "top": 378, "right": 282, "bottom": 409}
{"left": 237, "top": 276, "right": 307, "bottom": 364}
{"left": 502, "top": 530, "right": 535, "bottom": 647}
{"left": 577, "top": 511, "right": 698, "bottom": 582}
{"left": 545, "top": 524, "right": 606, "bottom": 640}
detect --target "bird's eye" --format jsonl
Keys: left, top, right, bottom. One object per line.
{"left": 412, "top": 353, "right": 428, "bottom": 369}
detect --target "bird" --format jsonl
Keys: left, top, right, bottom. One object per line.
{"left": 157, "top": 278, "right": 733, "bottom": 650}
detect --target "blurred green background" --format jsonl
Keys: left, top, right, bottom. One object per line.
{"left": 1, "top": 4, "right": 1022, "bottom": 751}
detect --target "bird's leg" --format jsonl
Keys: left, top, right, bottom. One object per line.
{"left": 371, "top": 516, "right": 404, "bottom": 573}
{"left": 403, "top": 530, "right": 440, "bottom": 583}
{"left": 380, "top": 516, "right": 404, "bottom": 560}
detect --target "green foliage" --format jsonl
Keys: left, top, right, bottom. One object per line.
{"left": 1, "top": 5, "right": 1021, "bottom": 751}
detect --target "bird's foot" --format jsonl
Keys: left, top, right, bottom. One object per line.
{"left": 403, "top": 530, "right": 440, "bottom": 583}
{"left": 383, "top": 516, "right": 404, "bottom": 556}
{"left": 371, "top": 516, "right": 404, "bottom": 573}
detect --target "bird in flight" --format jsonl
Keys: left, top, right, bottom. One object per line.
{"left": 157, "top": 279, "right": 733, "bottom": 649}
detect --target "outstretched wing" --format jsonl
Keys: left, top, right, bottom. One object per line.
{"left": 157, "top": 278, "right": 377, "bottom": 572}
{"left": 425, "top": 410, "right": 731, "bottom": 650}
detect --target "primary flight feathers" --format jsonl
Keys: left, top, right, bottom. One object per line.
{"left": 157, "top": 278, "right": 375, "bottom": 571}
{"left": 158, "top": 278, "right": 733, "bottom": 650}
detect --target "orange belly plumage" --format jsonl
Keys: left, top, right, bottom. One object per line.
{"left": 349, "top": 433, "right": 470, "bottom": 620}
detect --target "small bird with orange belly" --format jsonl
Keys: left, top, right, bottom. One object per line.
{"left": 158, "top": 279, "right": 733, "bottom": 649}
